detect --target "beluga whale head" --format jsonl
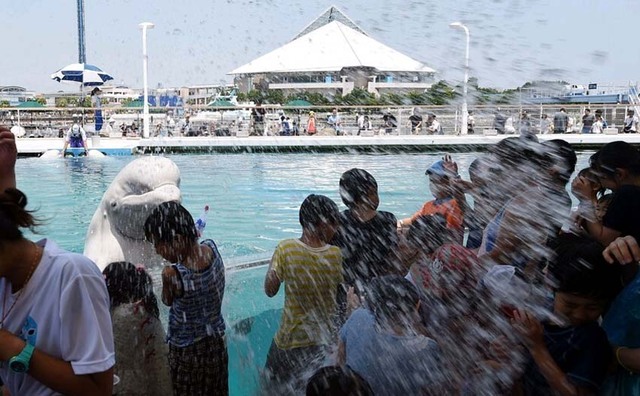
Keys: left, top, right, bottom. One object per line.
{"left": 84, "top": 156, "right": 182, "bottom": 271}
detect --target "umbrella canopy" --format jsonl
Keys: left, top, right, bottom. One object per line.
{"left": 286, "top": 99, "right": 312, "bottom": 107}
{"left": 15, "top": 100, "right": 44, "bottom": 108}
{"left": 208, "top": 99, "right": 236, "bottom": 107}
{"left": 51, "top": 63, "right": 114, "bottom": 87}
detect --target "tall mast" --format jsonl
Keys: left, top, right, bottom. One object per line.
{"left": 77, "top": 0, "right": 86, "bottom": 63}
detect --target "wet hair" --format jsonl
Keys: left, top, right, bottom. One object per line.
{"left": 339, "top": 168, "right": 378, "bottom": 209}
{"left": 366, "top": 275, "right": 421, "bottom": 326}
{"left": 547, "top": 234, "right": 622, "bottom": 301}
{"left": 491, "top": 137, "right": 550, "bottom": 175}
{"left": 306, "top": 366, "right": 373, "bottom": 396}
{"left": 592, "top": 141, "right": 640, "bottom": 176}
{"left": 144, "top": 201, "right": 197, "bottom": 244}
{"left": 0, "top": 188, "right": 40, "bottom": 241}
{"left": 102, "top": 261, "right": 160, "bottom": 319}
{"left": 542, "top": 139, "right": 577, "bottom": 184}
{"left": 299, "top": 194, "right": 339, "bottom": 230}
{"left": 406, "top": 214, "right": 447, "bottom": 253}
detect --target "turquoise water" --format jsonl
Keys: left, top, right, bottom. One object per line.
{"left": 15, "top": 151, "right": 592, "bottom": 395}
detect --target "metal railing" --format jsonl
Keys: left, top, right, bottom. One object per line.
{"left": 1, "top": 102, "right": 636, "bottom": 138}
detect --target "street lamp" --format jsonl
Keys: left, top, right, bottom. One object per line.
{"left": 139, "top": 22, "right": 154, "bottom": 138}
{"left": 449, "top": 22, "right": 470, "bottom": 135}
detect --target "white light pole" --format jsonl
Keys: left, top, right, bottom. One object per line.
{"left": 450, "top": 22, "right": 469, "bottom": 135}
{"left": 139, "top": 22, "right": 154, "bottom": 138}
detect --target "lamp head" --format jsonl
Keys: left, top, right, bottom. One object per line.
{"left": 449, "top": 22, "right": 464, "bottom": 28}
{"left": 139, "top": 22, "right": 155, "bottom": 30}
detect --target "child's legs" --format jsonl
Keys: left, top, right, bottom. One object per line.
{"left": 169, "top": 335, "right": 228, "bottom": 396}
{"left": 263, "top": 340, "right": 327, "bottom": 394}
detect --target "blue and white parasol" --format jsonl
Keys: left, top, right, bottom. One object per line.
{"left": 51, "top": 63, "right": 114, "bottom": 87}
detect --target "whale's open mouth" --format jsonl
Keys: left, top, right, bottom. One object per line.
{"left": 111, "top": 184, "right": 181, "bottom": 240}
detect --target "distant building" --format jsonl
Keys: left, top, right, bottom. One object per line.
{"left": 0, "top": 86, "right": 36, "bottom": 106}
{"left": 179, "top": 84, "right": 235, "bottom": 105}
{"left": 229, "top": 6, "right": 435, "bottom": 98}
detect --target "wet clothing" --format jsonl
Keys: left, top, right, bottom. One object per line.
{"left": 340, "top": 308, "right": 442, "bottom": 396}
{"left": 169, "top": 334, "right": 228, "bottom": 396}
{"left": 602, "top": 185, "right": 640, "bottom": 243}
{"left": 601, "top": 270, "right": 640, "bottom": 395}
{"left": 521, "top": 322, "right": 611, "bottom": 395}
{"left": 167, "top": 239, "right": 225, "bottom": 347}
{"left": 167, "top": 239, "right": 226, "bottom": 396}
{"left": 411, "top": 197, "right": 463, "bottom": 231}
{"left": 111, "top": 303, "right": 171, "bottom": 395}
{"left": 263, "top": 340, "right": 328, "bottom": 392}
{"left": 271, "top": 239, "right": 343, "bottom": 349}
{"left": 0, "top": 239, "right": 115, "bottom": 395}
{"left": 331, "top": 210, "right": 399, "bottom": 288}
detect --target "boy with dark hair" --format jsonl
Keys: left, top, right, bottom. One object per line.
{"left": 144, "top": 201, "right": 227, "bottom": 396}
{"left": 398, "top": 160, "right": 463, "bottom": 243}
{"left": 512, "top": 236, "right": 619, "bottom": 395}
{"left": 331, "top": 169, "right": 399, "bottom": 293}
{"left": 264, "top": 194, "right": 344, "bottom": 393}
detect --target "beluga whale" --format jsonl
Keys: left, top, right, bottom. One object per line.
{"left": 84, "top": 156, "right": 182, "bottom": 271}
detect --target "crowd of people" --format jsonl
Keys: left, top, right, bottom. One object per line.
{"left": 2, "top": 122, "right": 640, "bottom": 395}
{"left": 259, "top": 135, "right": 640, "bottom": 395}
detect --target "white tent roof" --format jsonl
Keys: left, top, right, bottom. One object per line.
{"left": 229, "top": 21, "right": 435, "bottom": 75}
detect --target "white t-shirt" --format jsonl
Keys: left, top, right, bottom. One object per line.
{"left": 0, "top": 239, "right": 115, "bottom": 395}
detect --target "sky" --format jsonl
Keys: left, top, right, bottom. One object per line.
{"left": 2, "top": 0, "right": 639, "bottom": 93}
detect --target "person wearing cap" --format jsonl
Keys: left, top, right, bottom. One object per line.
{"left": 61, "top": 122, "right": 88, "bottom": 155}
{"left": 397, "top": 160, "right": 464, "bottom": 243}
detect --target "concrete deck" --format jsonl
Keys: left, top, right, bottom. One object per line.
{"left": 15, "top": 133, "right": 640, "bottom": 156}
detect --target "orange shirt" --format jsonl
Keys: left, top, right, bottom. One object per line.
{"left": 410, "top": 197, "right": 463, "bottom": 230}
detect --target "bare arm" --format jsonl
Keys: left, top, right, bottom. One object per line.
{"left": 0, "top": 126, "right": 17, "bottom": 191}
{"left": 161, "top": 265, "right": 180, "bottom": 306}
{"left": 512, "top": 310, "right": 593, "bottom": 396}
{"left": 0, "top": 332, "right": 113, "bottom": 396}
{"left": 615, "top": 347, "right": 640, "bottom": 373}
{"left": 264, "top": 252, "right": 281, "bottom": 297}
{"left": 337, "top": 340, "right": 346, "bottom": 366}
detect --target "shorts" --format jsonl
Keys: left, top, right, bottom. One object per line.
{"left": 168, "top": 335, "right": 228, "bottom": 396}
{"left": 262, "top": 340, "right": 328, "bottom": 395}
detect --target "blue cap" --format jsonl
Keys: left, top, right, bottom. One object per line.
{"left": 425, "top": 160, "right": 447, "bottom": 177}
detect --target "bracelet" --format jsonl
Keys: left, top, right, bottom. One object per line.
{"left": 616, "top": 347, "right": 636, "bottom": 374}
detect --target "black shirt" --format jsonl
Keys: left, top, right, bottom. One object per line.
{"left": 603, "top": 184, "right": 640, "bottom": 242}
{"left": 330, "top": 210, "right": 399, "bottom": 288}
{"left": 522, "top": 322, "right": 611, "bottom": 395}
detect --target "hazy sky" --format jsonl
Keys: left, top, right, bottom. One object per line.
{"left": 3, "top": 0, "right": 638, "bottom": 93}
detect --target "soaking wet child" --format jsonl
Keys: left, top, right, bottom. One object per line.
{"left": 103, "top": 261, "right": 171, "bottom": 395}
{"left": 263, "top": 194, "right": 343, "bottom": 394}
{"left": 397, "top": 159, "right": 463, "bottom": 244}
{"left": 144, "top": 201, "right": 227, "bottom": 396}
{"left": 512, "top": 236, "right": 619, "bottom": 395}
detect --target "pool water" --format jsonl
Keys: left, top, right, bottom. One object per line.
{"left": 15, "top": 151, "right": 593, "bottom": 395}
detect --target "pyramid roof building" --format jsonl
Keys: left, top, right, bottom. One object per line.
{"left": 229, "top": 6, "right": 435, "bottom": 96}
{"left": 230, "top": 5, "right": 434, "bottom": 76}
{"left": 230, "top": 20, "right": 434, "bottom": 75}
